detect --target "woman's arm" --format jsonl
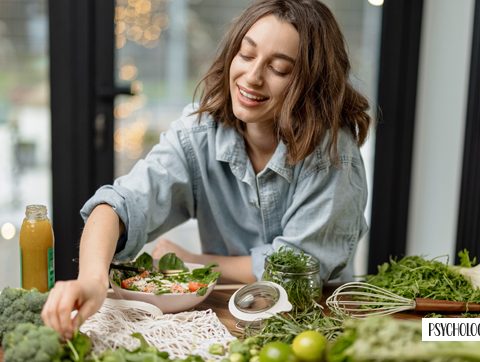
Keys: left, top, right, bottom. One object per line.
{"left": 152, "top": 239, "right": 256, "bottom": 284}
{"left": 78, "top": 204, "right": 124, "bottom": 285}
{"left": 41, "top": 204, "right": 124, "bottom": 339}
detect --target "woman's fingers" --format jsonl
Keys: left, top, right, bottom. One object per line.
{"left": 41, "top": 279, "right": 100, "bottom": 340}
{"left": 41, "top": 280, "right": 77, "bottom": 339}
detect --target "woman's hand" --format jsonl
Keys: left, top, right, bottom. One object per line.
{"left": 153, "top": 238, "right": 256, "bottom": 283}
{"left": 41, "top": 277, "right": 108, "bottom": 340}
{"left": 151, "top": 238, "right": 194, "bottom": 261}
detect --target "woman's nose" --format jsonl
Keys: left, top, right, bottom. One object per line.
{"left": 245, "top": 62, "right": 263, "bottom": 86}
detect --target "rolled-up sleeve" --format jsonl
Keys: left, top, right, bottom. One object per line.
{"left": 80, "top": 119, "right": 195, "bottom": 261}
{"left": 251, "top": 156, "right": 368, "bottom": 282}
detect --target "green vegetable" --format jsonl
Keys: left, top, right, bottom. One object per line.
{"left": 133, "top": 252, "right": 154, "bottom": 270}
{"left": 229, "top": 352, "right": 247, "bottom": 362}
{"left": 0, "top": 287, "right": 48, "bottom": 341}
{"left": 65, "top": 331, "right": 92, "bottom": 361}
{"left": 91, "top": 333, "right": 205, "bottom": 361}
{"left": 365, "top": 253, "right": 480, "bottom": 302}
{"left": 158, "top": 252, "right": 188, "bottom": 272}
{"left": 453, "top": 249, "right": 480, "bottom": 290}
{"left": 327, "top": 316, "right": 480, "bottom": 362}
{"left": 2, "top": 322, "right": 92, "bottom": 362}
{"left": 263, "top": 247, "right": 322, "bottom": 311}
{"left": 2, "top": 322, "right": 63, "bottom": 362}
{"left": 191, "top": 263, "right": 221, "bottom": 296}
{"left": 246, "top": 307, "right": 344, "bottom": 345}
{"left": 208, "top": 343, "right": 226, "bottom": 356}
{"left": 215, "top": 338, "right": 262, "bottom": 362}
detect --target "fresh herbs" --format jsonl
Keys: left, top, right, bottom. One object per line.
{"left": 266, "top": 247, "right": 314, "bottom": 273}
{"left": 365, "top": 250, "right": 480, "bottom": 302}
{"left": 262, "top": 246, "right": 322, "bottom": 310}
{"left": 245, "top": 308, "right": 344, "bottom": 345}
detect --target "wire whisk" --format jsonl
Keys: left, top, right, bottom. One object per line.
{"left": 326, "top": 281, "right": 480, "bottom": 318}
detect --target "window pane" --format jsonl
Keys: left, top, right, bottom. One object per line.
{"left": 113, "top": 0, "right": 381, "bottom": 272}
{"left": 0, "top": 0, "right": 51, "bottom": 289}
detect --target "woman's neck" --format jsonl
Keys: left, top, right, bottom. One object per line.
{"left": 244, "top": 123, "right": 277, "bottom": 174}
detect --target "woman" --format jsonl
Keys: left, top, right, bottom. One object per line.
{"left": 42, "top": 0, "right": 371, "bottom": 339}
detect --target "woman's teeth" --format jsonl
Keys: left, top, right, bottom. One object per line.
{"left": 239, "top": 88, "right": 267, "bottom": 101}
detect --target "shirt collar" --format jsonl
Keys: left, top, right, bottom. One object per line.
{"left": 215, "top": 123, "right": 293, "bottom": 183}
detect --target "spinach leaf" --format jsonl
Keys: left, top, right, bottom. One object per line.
{"left": 158, "top": 252, "right": 188, "bottom": 271}
{"left": 134, "top": 252, "right": 154, "bottom": 270}
{"left": 191, "top": 263, "right": 220, "bottom": 284}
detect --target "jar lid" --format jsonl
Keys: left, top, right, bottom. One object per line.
{"left": 228, "top": 281, "right": 292, "bottom": 322}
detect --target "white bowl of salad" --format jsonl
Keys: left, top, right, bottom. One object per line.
{"left": 109, "top": 252, "right": 220, "bottom": 313}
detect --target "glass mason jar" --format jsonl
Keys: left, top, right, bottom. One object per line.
{"left": 262, "top": 253, "right": 322, "bottom": 310}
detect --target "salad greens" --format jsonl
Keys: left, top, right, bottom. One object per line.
{"left": 111, "top": 252, "right": 220, "bottom": 296}
{"left": 133, "top": 252, "right": 154, "bottom": 270}
{"left": 365, "top": 250, "right": 480, "bottom": 302}
{"left": 158, "top": 252, "right": 188, "bottom": 272}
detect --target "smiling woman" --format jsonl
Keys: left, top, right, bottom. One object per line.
{"left": 42, "top": 0, "right": 373, "bottom": 340}
{"left": 229, "top": 15, "right": 299, "bottom": 126}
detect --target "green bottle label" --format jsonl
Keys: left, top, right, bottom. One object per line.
{"left": 48, "top": 247, "right": 55, "bottom": 290}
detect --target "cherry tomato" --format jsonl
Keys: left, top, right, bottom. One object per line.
{"left": 188, "top": 281, "right": 208, "bottom": 292}
{"left": 121, "top": 276, "right": 138, "bottom": 289}
{"left": 291, "top": 330, "right": 327, "bottom": 361}
{"left": 259, "top": 341, "right": 296, "bottom": 362}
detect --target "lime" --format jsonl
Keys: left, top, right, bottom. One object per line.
{"left": 259, "top": 341, "right": 296, "bottom": 362}
{"left": 292, "top": 330, "right": 327, "bottom": 361}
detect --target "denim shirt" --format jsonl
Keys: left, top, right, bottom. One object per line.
{"left": 81, "top": 104, "right": 368, "bottom": 282}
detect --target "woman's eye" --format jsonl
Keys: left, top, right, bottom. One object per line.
{"left": 239, "top": 54, "right": 253, "bottom": 61}
{"left": 269, "top": 66, "right": 288, "bottom": 76}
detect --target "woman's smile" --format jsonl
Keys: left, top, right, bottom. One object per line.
{"left": 229, "top": 14, "right": 299, "bottom": 126}
{"left": 237, "top": 85, "right": 269, "bottom": 106}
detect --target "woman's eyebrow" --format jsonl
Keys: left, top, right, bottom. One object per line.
{"left": 243, "top": 36, "right": 296, "bottom": 64}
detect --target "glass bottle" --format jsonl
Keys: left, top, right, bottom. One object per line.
{"left": 262, "top": 253, "right": 322, "bottom": 310}
{"left": 19, "top": 204, "right": 55, "bottom": 292}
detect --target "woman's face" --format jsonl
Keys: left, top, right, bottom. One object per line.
{"left": 229, "top": 15, "right": 299, "bottom": 128}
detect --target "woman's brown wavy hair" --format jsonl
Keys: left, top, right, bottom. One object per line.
{"left": 193, "top": 0, "right": 371, "bottom": 164}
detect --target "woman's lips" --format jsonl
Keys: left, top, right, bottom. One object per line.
{"left": 237, "top": 86, "right": 268, "bottom": 106}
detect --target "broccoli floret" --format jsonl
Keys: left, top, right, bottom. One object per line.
{"left": 0, "top": 287, "right": 48, "bottom": 340}
{"left": 2, "top": 322, "right": 63, "bottom": 362}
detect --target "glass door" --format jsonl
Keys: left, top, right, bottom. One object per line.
{"left": 0, "top": 0, "right": 51, "bottom": 288}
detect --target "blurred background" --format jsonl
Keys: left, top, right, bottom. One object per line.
{"left": 0, "top": 0, "right": 478, "bottom": 289}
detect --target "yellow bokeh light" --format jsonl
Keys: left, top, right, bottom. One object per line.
{"left": 115, "top": 21, "right": 127, "bottom": 35}
{"left": 136, "top": 0, "right": 151, "bottom": 15}
{"left": 119, "top": 64, "right": 138, "bottom": 81}
{"left": 114, "top": 119, "right": 148, "bottom": 159}
{"left": 1, "top": 222, "right": 16, "bottom": 240}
